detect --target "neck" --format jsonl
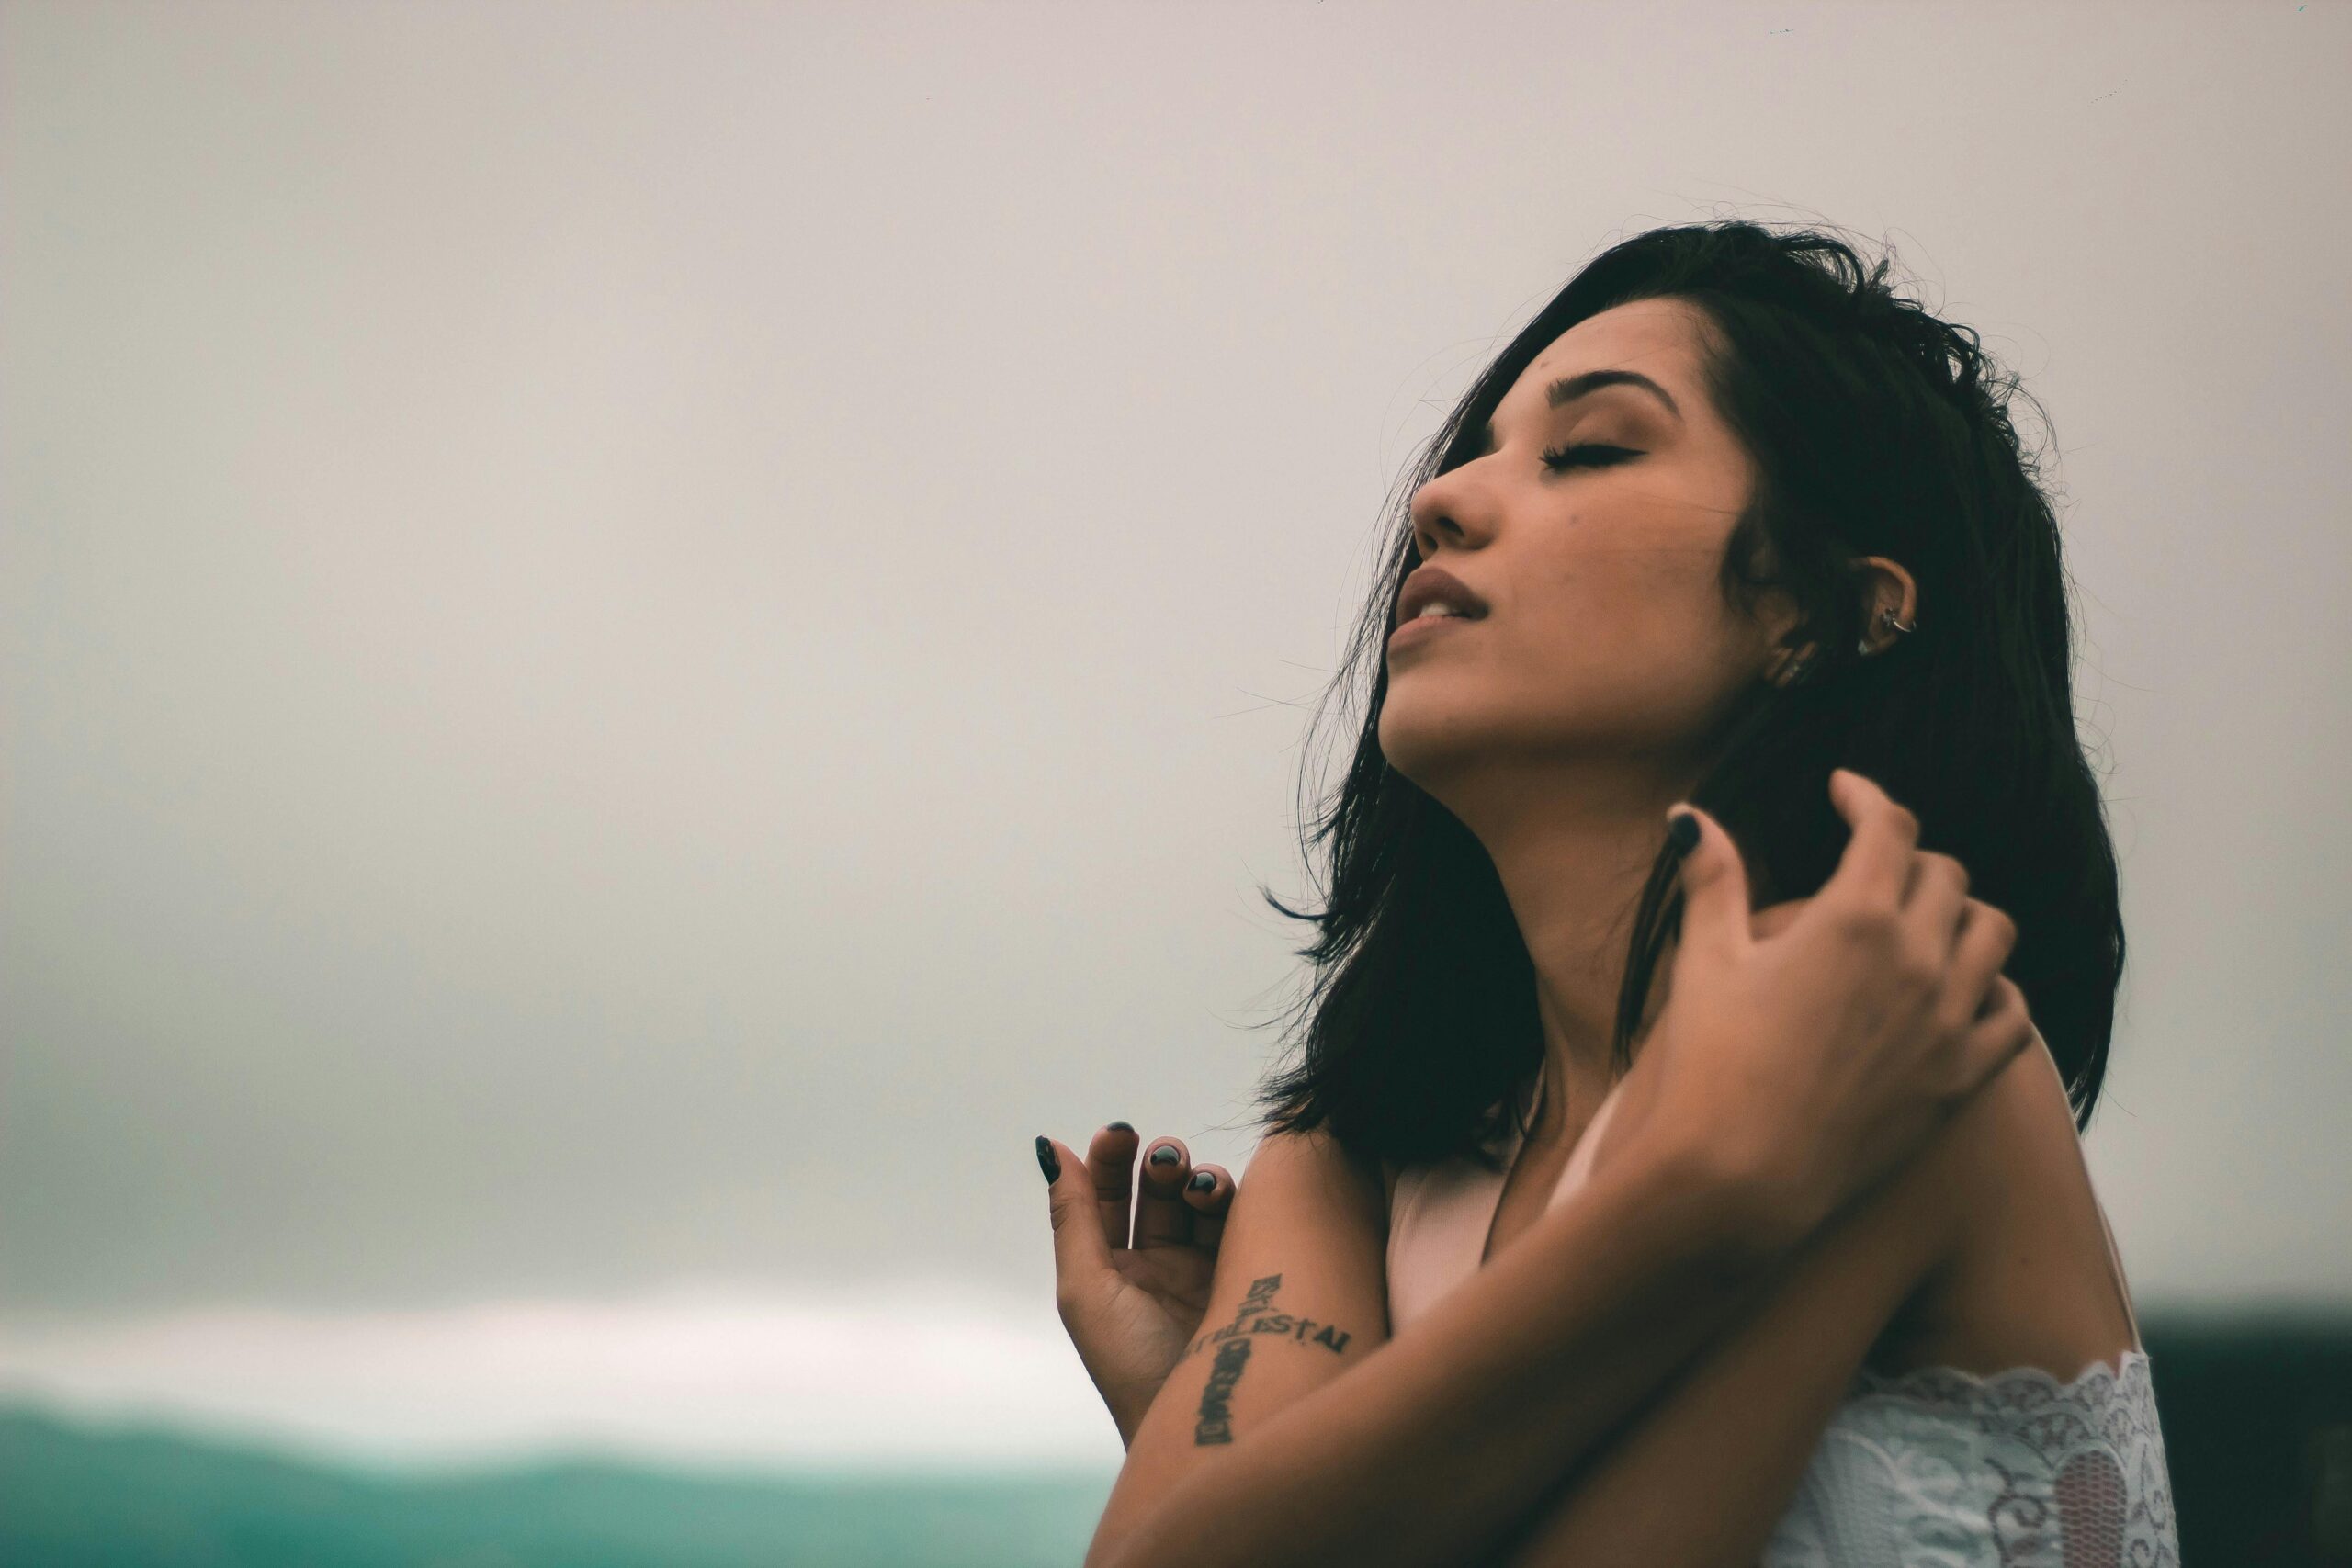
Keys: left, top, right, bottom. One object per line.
{"left": 1437, "top": 759, "right": 1694, "bottom": 1140}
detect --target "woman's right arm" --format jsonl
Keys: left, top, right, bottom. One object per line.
{"left": 1070, "top": 1117, "right": 1793, "bottom": 1568}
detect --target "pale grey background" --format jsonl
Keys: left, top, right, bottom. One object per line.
{"left": 4, "top": 0, "right": 2346, "bottom": 1465}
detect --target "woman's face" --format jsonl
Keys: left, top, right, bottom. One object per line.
{"left": 1378, "top": 298, "right": 1792, "bottom": 801}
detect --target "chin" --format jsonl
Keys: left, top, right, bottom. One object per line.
{"left": 1376, "top": 697, "right": 1487, "bottom": 795}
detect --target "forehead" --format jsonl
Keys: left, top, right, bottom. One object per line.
{"left": 1508, "top": 297, "right": 1711, "bottom": 408}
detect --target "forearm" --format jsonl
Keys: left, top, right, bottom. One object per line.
{"left": 1476, "top": 1242, "right": 1841, "bottom": 1568}
{"left": 1089, "top": 1144, "right": 1792, "bottom": 1568}
{"left": 1482, "top": 1079, "right": 1973, "bottom": 1568}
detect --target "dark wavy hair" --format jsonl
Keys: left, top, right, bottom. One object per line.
{"left": 1250, "top": 220, "right": 2123, "bottom": 1174}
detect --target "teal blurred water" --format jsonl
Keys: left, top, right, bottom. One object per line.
{"left": 0, "top": 1408, "right": 1115, "bottom": 1568}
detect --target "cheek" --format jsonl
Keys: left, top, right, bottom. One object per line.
{"left": 1499, "top": 554, "right": 1751, "bottom": 734}
{"left": 1520, "top": 546, "right": 1701, "bottom": 664}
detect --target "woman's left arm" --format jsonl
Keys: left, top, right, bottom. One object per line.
{"left": 1483, "top": 1040, "right": 2007, "bottom": 1568}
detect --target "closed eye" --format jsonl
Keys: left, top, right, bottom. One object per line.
{"left": 1542, "top": 443, "right": 1640, "bottom": 473}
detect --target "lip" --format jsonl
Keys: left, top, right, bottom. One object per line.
{"left": 1386, "top": 613, "right": 1476, "bottom": 652}
{"left": 1390, "top": 564, "right": 1489, "bottom": 653}
{"left": 1396, "top": 564, "right": 1490, "bottom": 626}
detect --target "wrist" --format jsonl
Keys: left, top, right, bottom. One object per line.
{"left": 1611, "top": 1120, "right": 1807, "bottom": 1279}
{"left": 1601, "top": 1043, "right": 1820, "bottom": 1269}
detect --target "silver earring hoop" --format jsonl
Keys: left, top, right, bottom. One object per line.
{"left": 1860, "top": 604, "right": 1917, "bottom": 653}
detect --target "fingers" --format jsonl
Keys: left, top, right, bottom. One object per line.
{"left": 1958, "top": 973, "right": 2037, "bottom": 1097}
{"left": 1183, "top": 1164, "right": 1234, "bottom": 1251}
{"left": 1948, "top": 897, "right": 2019, "bottom": 1017}
{"left": 1668, "top": 804, "right": 1755, "bottom": 961}
{"left": 1901, "top": 851, "right": 1971, "bottom": 959}
{"left": 1058, "top": 1123, "right": 1235, "bottom": 1262}
{"left": 1038, "top": 1135, "right": 1114, "bottom": 1286}
{"left": 1134, "top": 1137, "right": 1195, "bottom": 1248}
{"left": 1820, "top": 768, "right": 1920, "bottom": 913}
{"left": 1086, "top": 1122, "right": 1141, "bottom": 1251}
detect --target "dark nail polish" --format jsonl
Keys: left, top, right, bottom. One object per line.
{"left": 1148, "top": 1145, "right": 1180, "bottom": 1166}
{"left": 1667, "top": 810, "right": 1699, "bottom": 854}
{"left": 1189, "top": 1169, "right": 1216, "bottom": 1191}
{"left": 1106, "top": 1121, "right": 1135, "bottom": 1134}
{"left": 1035, "top": 1135, "right": 1059, "bottom": 1184}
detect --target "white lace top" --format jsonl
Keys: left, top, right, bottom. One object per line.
{"left": 1384, "top": 1068, "right": 2180, "bottom": 1566}
{"left": 1764, "top": 1350, "right": 2176, "bottom": 1565}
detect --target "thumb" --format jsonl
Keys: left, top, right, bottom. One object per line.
{"left": 1037, "top": 1134, "right": 1114, "bottom": 1285}
{"left": 1668, "top": 804, "right": 1753, "bottom": 960}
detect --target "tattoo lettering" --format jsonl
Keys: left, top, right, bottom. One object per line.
{"left": 1184, "top": 1271, "right": 1357, "bottom": 1446}
{"left": 1194, "top": 1337, "right": 1251, "bottom": 1445}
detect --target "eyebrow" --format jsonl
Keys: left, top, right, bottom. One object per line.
{"left": 1478, "top": 367, "right": 1683, "bottom": 450}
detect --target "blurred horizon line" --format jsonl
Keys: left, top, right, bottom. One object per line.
{"left": 2, "top": 1281, "right": 2344, "bottom": 1475}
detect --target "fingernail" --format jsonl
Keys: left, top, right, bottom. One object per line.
{"left": 1035, "top": 1135, "right": 1059, "bottom": 1184}
{"left": 1188, "top": 1170, "right": 1216, "bottom": 1191}
{"left": 1106, "top": 1121, "right": 1134, "bottom": 1134}
{"left": 1666, "top": 809, "right": 1699, "bottom": 854}
{"left": 1148, "top": 1145, "right": 1180, "bottom": 1166}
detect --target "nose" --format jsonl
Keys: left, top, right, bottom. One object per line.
{"left": 1408, "top": 464, "right": 1496, "bottom": 558}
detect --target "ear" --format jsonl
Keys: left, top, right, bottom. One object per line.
{"left": 1762, "top": 556, "right": 1920, "bottom": 687}
{"left": 1851, "top": 556, "right": 1918, "bottom": 656}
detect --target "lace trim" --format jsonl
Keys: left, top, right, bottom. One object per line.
{"left": 1845, "top": 1347, "right": 2151, "bottom": 1409}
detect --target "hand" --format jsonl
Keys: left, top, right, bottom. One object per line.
{"left": 1598, "top": 768, "right": 2035, "bottom": 1254}
{"left": 1035, "top": 1124, "right": 1235, "bottom": 1448}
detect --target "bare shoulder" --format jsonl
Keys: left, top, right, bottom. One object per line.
{"left": 1880, "top": 1029, "right": 2143, "bottom": 1376}
{"left": 1940, "top": 1025, "right": 2095, "bottom": 1179}
{"left": 1229, "top": 1123, "right": 1391, "bottom": 1260}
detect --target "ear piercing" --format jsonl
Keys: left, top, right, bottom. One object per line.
{"left": 1858, "top": 604, "right": 1917, "bottom": 654}
{"left": 1781, "top": 605, "right": 1917, "bottom": 686}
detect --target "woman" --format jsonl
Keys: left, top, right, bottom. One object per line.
{"left": 1036, "top": 221, "right": 2178, "bottom": 1566}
